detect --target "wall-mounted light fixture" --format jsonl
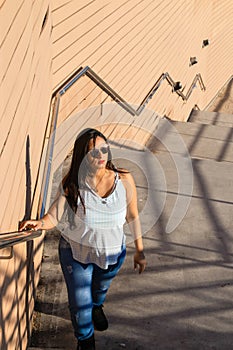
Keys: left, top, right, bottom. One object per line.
{"left": 202, "top": 39, "right": 210, "bottom": 47}
{"left": 173, "top": 81, "right": 182, "bottom": 91}
{"left": 189, "top": 56, "right": 198, "bottom": 66}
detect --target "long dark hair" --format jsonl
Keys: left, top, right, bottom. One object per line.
{"left": 63, "top": 128, "right": 124, "bottom": 220}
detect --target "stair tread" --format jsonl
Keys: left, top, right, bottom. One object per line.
{"left": 148, "top": 118, "right": 233, "bottom": 163}
{"left": 188, "top": 109, "right": 233, "bottom": 127}
{"left": 113, "top": 149, "right": 233, "bottom": 202}
{"left": 163, "top": 118, "right": 233, "bottom": 141}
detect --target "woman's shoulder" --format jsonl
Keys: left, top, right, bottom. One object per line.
{"left": 116, "top": 168, "right": 134, "bottom": 182}
{"left": 115, "top": 167, "right": 127, "bottom": 176}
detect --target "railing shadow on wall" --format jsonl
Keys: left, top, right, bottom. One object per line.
{"left": 0, "top": 135, "right": 43, "bottom": 348}
{"left": 0, "top": 66, "right": 206, "bottom": 249}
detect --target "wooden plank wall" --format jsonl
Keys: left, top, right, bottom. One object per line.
{"left": 51, "top": 0, "right": 233, "bottom": 122}
{"left": 1, "top": 1, "right": 233, "bottom": 349}
{"left": 0, "top": 1, "right": 52, "bottom": 349}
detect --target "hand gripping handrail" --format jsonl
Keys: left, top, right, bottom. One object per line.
{"left": 0, "top": 66, "right": 206, "bottom": 252}
{"left": 0, "top": 229, "right": 42, "bottom": 250}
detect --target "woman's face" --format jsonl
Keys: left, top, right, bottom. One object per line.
{"left": 87, "top": 136, "right": 109, "bottom": 170}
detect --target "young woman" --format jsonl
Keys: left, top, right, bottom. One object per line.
{"left": 20, "top": 128, "right": 146, "bottom": 350}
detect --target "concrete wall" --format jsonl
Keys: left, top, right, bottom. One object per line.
{"left": 1, "top": 1, "right": 233, "bottom": 349}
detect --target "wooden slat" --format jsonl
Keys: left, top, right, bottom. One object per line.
{"left": 51, "top": 0, "right": 233, "bottom": 120}
{"left": 0, "top": 1, "right": 52, "bottom": 349}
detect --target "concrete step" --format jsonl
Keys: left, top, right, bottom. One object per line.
{"left": 188, "top": 109, "right": 233, "bottom": 127}
{"left": 113, "top": 148, "right": 233, "bottom": 203}
{"left": 113, "top": 147, "right": 233, "bottom": 253}
{"left": 30, "top": 147, "right": 233, "bottom": 350}
{"left": 114, "top": 149, "right": 233, "bottom": 235}
{"left": 147, "top": 118, "right": 233, "bottom": 163}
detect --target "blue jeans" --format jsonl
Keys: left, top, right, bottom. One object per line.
{"left": 58, "top": 236, "right": 126, "bottom": 341}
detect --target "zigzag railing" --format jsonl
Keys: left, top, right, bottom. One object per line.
{"left": 59, "top": 66, "right": 206, "bottom": 116}
{"left": 0, "top": 66, "right": 205, "bottom": 252}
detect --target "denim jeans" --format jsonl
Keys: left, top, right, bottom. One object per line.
{"left": 58, "top": 236, "right": 126, "bottom": 341}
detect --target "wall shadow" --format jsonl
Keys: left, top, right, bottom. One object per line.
{"left": 23, "top": 135, "right": 37, "bottom": 346}
{"left": 210, "top": 78, "right": 233, "bottom": 113}
{"left": 0, "top": 136, "right": 40, "bottom": 349}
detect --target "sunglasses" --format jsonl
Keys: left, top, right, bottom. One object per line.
{"left": 89, "top": 146, "right": 109, "bottom": 158}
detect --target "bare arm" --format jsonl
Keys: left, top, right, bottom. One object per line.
{"left": 19, "top": 190, "right": 66, "bottom": 232}
{"left": 121, "top": 171, "right": 146, "bottom": 274}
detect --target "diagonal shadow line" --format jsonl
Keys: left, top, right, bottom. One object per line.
{"left": 125, "top": 242, "right": 233, "bottom": 276}
{"left": 137, "top": 185, "right": 233, "bottom": 206}
{"left": 109, "top": 279, "right": 233, "bottom": 300}
{"left": 0, "top": 237, "right": 43, "bottom": 349}
{"left": 212, "top": 111, "right": 222, "bottom": 126}
{"left": 126, "top": 248, "right": 233, "bottom": 271}
{"left": 217, "top": 127, "right": 233, "bottom": 161}
{"left": 113, "top": 301, "right": 233, "bottom": 322}
{"left": 23, "top": 136, "right": 32, "bottom": 221}
{"left": 185, "top": 123, "right": 207, "bottom": 155}
{"left": 23, "top": 136, "right": 37, "bottom": 345}
{"left": 36, "top": 275, "right": 233, "bottom": 319}
{"left": 141, "top": 143, "right": 172, "bottom": 251}
{"left": 212, "top": 77, "right": 233, "bottom": 113}
{"left": 192, "top": 161, "right": 233, "bottom": 262}
{"left": 144, "top": 236, "right": 233, "bottom": 257}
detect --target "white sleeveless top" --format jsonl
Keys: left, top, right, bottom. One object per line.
{"left": 59, "top": 172, "right": 127, "bottom": 269}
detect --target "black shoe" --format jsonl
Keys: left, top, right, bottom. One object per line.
{"left": 92, "top": 304, "right": 108, "bottom": 331}
{"left": 77, "top": 334, "right": 95, "bottom": 350}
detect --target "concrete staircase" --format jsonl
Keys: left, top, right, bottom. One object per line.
{"left": 146, "top": 109, "right": 233, "bottom": 237}
{"left": 148, "top": 111, "right": 233, "bottom": 163}
{"left": 28, "top": 109, "right": 233, "bottom": 350}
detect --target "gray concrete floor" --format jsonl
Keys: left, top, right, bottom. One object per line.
{"left": 28, "top": 84, "right": 233, "bottom": 350}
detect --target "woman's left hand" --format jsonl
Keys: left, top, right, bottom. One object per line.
{"left": 134, "top": 251, "right": 146, "bottom": 274}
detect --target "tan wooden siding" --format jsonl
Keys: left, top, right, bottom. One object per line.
{"left": 0, "top": 1, "right": 52, "bottom": 349}
{"left": 51, "top": 0, "right": 233, "bottom": 121}
{"left": 1, "top": 1, "right": 233, "bottom": 349}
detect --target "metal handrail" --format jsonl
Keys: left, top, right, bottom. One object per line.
{"left": 0, "top": 229, "right": 42, "bottom": 250}
{"left": 79, "top": 67, "right": 206, "bottom": 115}
{"left": 0, "top": 65, "right": 206, "bottom": 251}
{"left": 56, "top": 66, "right": 206, "bottom": 116}
{"left": 183, "top": 73, "right": 206, "bottom": 100}
{"left": 40, "top": 66, "right": 206, "bottom": 222}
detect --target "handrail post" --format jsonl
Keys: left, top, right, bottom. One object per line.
{"left": 39, "top": 93, "right": 61, "bottom": 218}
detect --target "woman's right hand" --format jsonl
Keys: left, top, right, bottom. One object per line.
{"left": 19, "top": 220, "right": 43, "bottom": 232}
